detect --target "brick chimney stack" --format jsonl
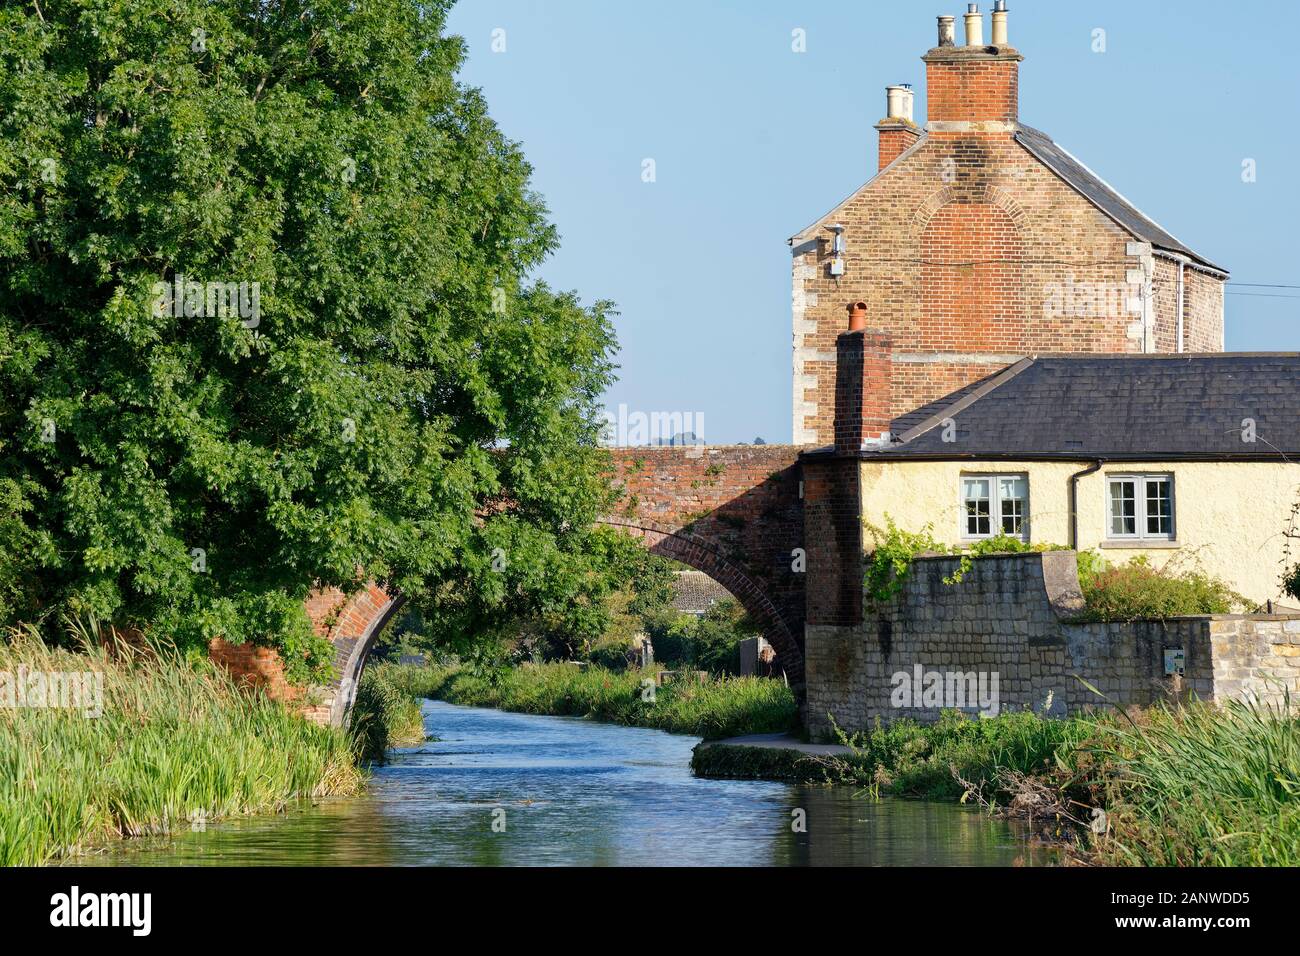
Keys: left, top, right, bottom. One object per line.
{"left": 923, "top": 4, "right": 1022, "bottom": 128}
{"left": 874, "top": 84, "right": 920, "bottom": 171}
{"left": 834, "top": 303, "right": 893, "bottom": 453}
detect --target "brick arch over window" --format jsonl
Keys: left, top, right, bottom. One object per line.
{"left": 919, "top": 198, "right": 1026, "bottom": 351}
{"left": 598, "top": 518, "right": 804, "bottom": 688}
{"left": 912, "top": 183, "right": 1027, "bottom": 231}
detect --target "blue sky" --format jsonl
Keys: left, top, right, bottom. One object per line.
{"left": 445, "top": 0, "right": 1299, "bottom": 444}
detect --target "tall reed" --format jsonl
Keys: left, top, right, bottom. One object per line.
{"left": 350, "top": 665, "right": 428, "bottom": 761}
{"left": 1087, "top": 698, "right": 1300, "bottom": 866}
{"left": 0, "top": 628, "right": 362, "bottom": 866}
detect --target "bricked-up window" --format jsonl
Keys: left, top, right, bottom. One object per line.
{"left": 962, "top": 474, "right": 1028, "bottom": 540}
{"left": 920, "top": 202, "right": 1025, "bottom": 353}
{"left": 1107, "top": 474, "right": 1174, "bottom": 540}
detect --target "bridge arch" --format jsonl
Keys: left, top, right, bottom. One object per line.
{"left": 284, "top": 446, "right": 809, "bottom": 726}
{"left": 303, "top": 583, "right": 406, "bottom": 726}
{"left": 599, "top": 518, "right": 804, "bottom": 688}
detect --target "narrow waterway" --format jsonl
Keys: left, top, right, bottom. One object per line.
{"left": 81, "top": 700, "right": 1049, "bottom": 866}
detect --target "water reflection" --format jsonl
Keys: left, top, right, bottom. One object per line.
{"left": 76, "top": 701, "right": 1048, "bottom": 867}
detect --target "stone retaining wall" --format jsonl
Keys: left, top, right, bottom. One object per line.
{"left": 805, "top": 551, "right": 1300, "bottom": 738}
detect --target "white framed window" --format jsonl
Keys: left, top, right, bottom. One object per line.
{"left": 1106, "top": 473, "right": 1174, "bottom": 540}
{"left": 961, "top": 474, "right": 1029, "bottom": 540}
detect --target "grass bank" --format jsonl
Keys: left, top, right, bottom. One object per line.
{"left": 0, "top": 632, "right": 363, "bottom": 866}
{"left": 694, "top": 709, "right": 1084, "bottom": 797}
{"left": 374, "top": 661, "right": 799, "bottom": 740}
{"left": 693, "top": 701, "right": 1300, "bottom": 866}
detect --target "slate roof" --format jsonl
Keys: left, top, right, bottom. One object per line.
{"left": 1015, "top": 125, "right": 1227, "bottom": 274}
{"left": 888, "top": 369, "right": 1007, "bottom": 436}
{"left": 670, "top": 570, "right": 732, "bottom": 615}
{"left": 861, "top": 354, "right": 1300, "bottom": 461}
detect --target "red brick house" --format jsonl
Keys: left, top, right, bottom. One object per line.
{"left": 790, "top": 4, "right": 1228, "bottom": 445}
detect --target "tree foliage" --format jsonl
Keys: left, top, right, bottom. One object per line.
{"left": 0, "top": 0, "right": 620, "bottom": 678}
{"left": 647, "top": 597, "right": 760, "bottom": 675}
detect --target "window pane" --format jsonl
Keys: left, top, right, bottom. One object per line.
{"left": 998, "top": 476, "right": 1027, "bottom": 501}
{"left": 1110, "top": 480, "right": 1136, "bottom": 536}
{"left": 1000, "top": 498, "right": 1023, "bottom": 535}
{"left": 998, "top": 477, "right": 1027, "bottom": 536}
{"left": 1145, "top": 478, "right": 1172, "bottom": 536}
{"left": 963, "top": 479, "right": 990, "bottom": 536}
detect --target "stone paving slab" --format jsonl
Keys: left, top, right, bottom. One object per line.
{"left": 696, "top": 732, "right": 852, "bottom": 756}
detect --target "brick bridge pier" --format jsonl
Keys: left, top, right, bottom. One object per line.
{"left": 212, "top": 445, "right": 813, "bottom": 726}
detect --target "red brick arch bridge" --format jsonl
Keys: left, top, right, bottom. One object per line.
{"left": 259, "top": 446, "right": 812, "bottom": 726}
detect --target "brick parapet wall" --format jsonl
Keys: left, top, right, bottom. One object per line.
{"left": 608, "top": 446, "right": 804, "bottom": 527}
{"left": 805, "top": 550, "right": 1299, "bottom": 738}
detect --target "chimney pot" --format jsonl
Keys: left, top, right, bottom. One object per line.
{"left": 924, "top": 5, "right": 1021, "bottom": 124}
{"left": 991, "top": 1, "right": 1008, "bottom": 45}
{"left": 964, "top": 5, "right": 984, "bottom": 46}
{"left": 875, "top": 89, "right": 920, "bottom": 169}
{"left": 885, "top": 84, "right": 914, "bottom": 121}
{"left": 885, "top": 85, "right": 902, "bottom": 119}
{"left": 936, "top": 15, "right": 956, "bottom": 47}
{"left": 847, "top": 301, "right": 868, "bottom": 332}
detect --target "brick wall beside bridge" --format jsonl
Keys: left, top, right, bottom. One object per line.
{"left": 210, "top": 581, "right": 404, "bottom": 726}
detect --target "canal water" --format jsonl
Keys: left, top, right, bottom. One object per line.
{"left": 80, "top": 700, "right": 1048, "bottom": 866}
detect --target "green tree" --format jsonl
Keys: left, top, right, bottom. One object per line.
{"left": 647, "top": 598, "right": 759, "bottom": 675}
{"left": 421, "top": 528, "right": 675, "bottom": 665}
{"left": 0, "top": 0, "right": 619, "bottom": 679}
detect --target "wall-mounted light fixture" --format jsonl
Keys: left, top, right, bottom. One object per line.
{"left": 829, "top": 223, "right": 846, "bottom": 276}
